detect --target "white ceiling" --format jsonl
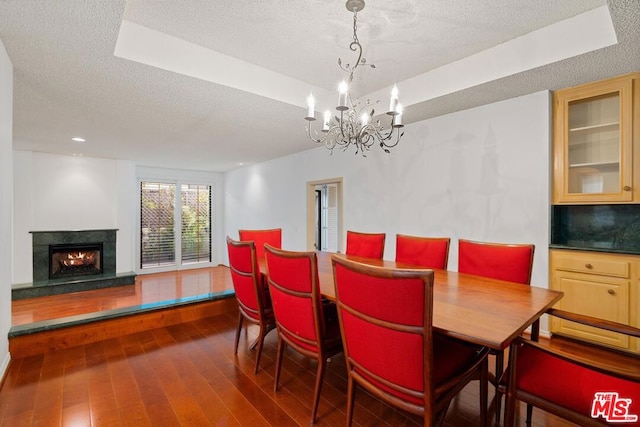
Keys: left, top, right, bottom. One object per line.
{"left": 0, "top": 0, "right": 639, "bottom": 172}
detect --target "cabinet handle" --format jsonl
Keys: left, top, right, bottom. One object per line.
{"left": 623, "top": 186, "right": 631, "bottom": 191}
{"left": 608, "top": 289, "right": 616, "bottom": 295}
{"left": 585, "top": 263, "right": 593, "bottom": 269}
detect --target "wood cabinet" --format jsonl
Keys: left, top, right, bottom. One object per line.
{"left": 552, "top": 73, "right": 640, "bottom": 204}
{"left": 549, "top": 249, "right": 639, "bottom": 353}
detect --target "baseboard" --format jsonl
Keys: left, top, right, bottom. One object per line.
{"left": 0, "top": 350, "right": 10, "bottom": 389}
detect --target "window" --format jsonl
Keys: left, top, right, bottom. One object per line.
{"left": 140, "top": 182, "right": 175, "bottom": 268}
{"left": 140, "top": 181, "right": 212, "bottom": 269}
{"left": 181, "top": 184, "right": 211, "bottom": 264}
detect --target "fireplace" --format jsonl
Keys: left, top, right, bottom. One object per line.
{"left": 49, "top": 242, "right": 103, "bottom": 279}
{"left": 31, "top": 229, "right": 117, "bottom": 283}
{"left": 13, "top": 229, "right": 135, "bottom": 300}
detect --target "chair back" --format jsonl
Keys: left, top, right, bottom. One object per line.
{"left": 395, "top": 234, "right": 450, "bottom": 269}
{"left": 239, "top": 228, "right": 282, "bottom": 260}
{"left": 505, "top": 308, "right": 640, "bottom": 426}
{"left": 226, "top": 236, "right": 269, "bottom": 321}
{"left": 264, "top": 244, "right": 326, "bottom": 355}
{"left": 458, "top": 238, "right": 534, "bottom": 284}
{"left": 332, "top": 255, "right": 435, "bottom": 413}
{"left": 346, "top": 230, "right": 386, "bottom": 259}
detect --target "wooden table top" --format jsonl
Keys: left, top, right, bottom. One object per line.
{"left": 262, "top": 251, "right": 563, "bottom": 351}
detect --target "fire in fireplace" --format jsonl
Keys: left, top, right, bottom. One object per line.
{"left": 49, "top": 243, "right": 103, "bottom": 279}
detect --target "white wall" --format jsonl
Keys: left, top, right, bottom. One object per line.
{"left": 225, "top": 91, "right": 551, "bottom": 288}
{"left": 0, "top": 37, "right": 13, "bottom": 379}
{"left": 12, "top": 152, "right": 137, "bottom": 284}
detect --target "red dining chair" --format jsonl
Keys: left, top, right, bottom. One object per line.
{"left": 458, "top": 238, "right": 535, "bottom": 422}
{"left": 332, "top": 255, "right": 489, "bottom": 426}
{"left": 505, "top": 308, "right": 640, "bottom": 427}
{"left": 458, "top": 238, "right": 534, "bottom": 285}
{"left": 264, "top": 244, "right": 343, "bottom": 424}
{"left": 345, "top": 230, "right": 386, "bottom": 259}
{"left": 395, "top": 234, "right": 451, "bottom": 269}
{"left": 226, "top": 236, "right": 276, "bottom": 374}
{"left": 239, "top": 228, "right": 282, "bottom": 260}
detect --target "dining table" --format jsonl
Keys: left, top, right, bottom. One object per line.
{"left": 263, "top": 250, "right": 563, "bottom": 352}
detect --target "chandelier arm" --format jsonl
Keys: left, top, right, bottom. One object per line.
{"left": 367, "top": 123, "right": 392, "bottom": 142}
{"left": 306, "top": 122, "right": 325, "bottom": 144}
{"left": 381, "top": 129, "right": 403, "bottom": 149}
{"left": 363, "top": 132, "right": 376, "bottom": 148}
{"left": 358, "top": 123, "right": 375, "bottom": 140}
{"left": 381, "top": 127, "right": 395, "bottom": 141}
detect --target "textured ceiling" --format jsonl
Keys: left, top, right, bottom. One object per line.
{"left": 0, "top": 0, "right": 638, "bottom": 172}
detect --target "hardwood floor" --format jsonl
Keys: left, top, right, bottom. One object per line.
{"left": 2, "top": 268, "right": 578, "bottom": 426}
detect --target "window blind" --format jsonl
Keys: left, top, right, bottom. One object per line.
{"left": 140, "top": 182, "right": 176, "bottom": 268}
{"left": 181, "top": 184, "right": 211, "bottom": 264}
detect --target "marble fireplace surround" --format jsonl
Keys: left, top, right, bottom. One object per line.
{"left": 31, "top": 229, "right": 117, "bottom": 283}
{"left": 12, "top": 229, "right": 135, "bottom": 300}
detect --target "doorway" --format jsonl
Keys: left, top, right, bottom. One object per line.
{"left": 306, "top": 178, "right": 343, "bottom": 252}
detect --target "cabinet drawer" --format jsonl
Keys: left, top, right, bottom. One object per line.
{"left": 551, "top": 275, "right": 630, "bottom": 350}
{"left": 554, "top": 256, "right": 630, "bottom": 278}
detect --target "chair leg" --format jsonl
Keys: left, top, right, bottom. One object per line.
{"left": 435, "top": 401, "right": 452, "bottom": 425}
{"left": 504, "top": 344, "right": 518, "bottom": 427}
{"left": 253, "top": 325, "right": 266, "bottom": 374}
{"left": 525, "top": 403, "right": 533, "bottom": 426}
{"left": 504, "top": 392, "right": 515, "bottom": 427}
{"left": 494, "top": 350, "right": 504, "bottom": 425}
{"left": 346, "top": 375, "right": 356, "bottom": 427}
{"left": 310, "top": 357, "right": 327, "bottom": 424}
{"left": 480, "top": 357, "right": 488, "bottom": 427}
{"left": 234, "top": 313, "right": 244, "bottom": 354}
{"left": 273, "top": 338, "right": 285, "bottom": 392}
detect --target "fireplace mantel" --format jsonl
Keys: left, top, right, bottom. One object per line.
{"left": 29, "top": 228, "right": 118, "bottom": 234}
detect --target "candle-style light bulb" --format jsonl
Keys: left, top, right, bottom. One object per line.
{"left": 388, "top": 84, "right": 399, "bottom": 114}
{"left": 361, "top": 112, "right": 369, "bottom": 125}
{"left": 306, "top": 93, "right": 315, "bottom": 120}
{"left": 323, "top": 110, "right": 331, "bottom": 131}
{"left": 337, "top": 81, "right": 349, "bottom": 111}
{"left": 393, "top": 103, "right": 404, "bottom": 127}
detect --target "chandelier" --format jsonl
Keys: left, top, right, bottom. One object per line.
{"left": 304, "top": 0, "right": 404, "bottom": 155}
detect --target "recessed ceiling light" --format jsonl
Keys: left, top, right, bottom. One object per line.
{"left": 71, "top": 137, "right": 86, "bottom": 142}
{"left": 72, "top": 153, "right": 84, "bottom": 157}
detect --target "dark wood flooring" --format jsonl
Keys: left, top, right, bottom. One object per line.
{"left": 1, "top": 268, "right": 578, "bottom": 426}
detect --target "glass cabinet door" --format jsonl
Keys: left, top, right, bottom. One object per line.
{"left": 567, "top": 93, "right": 620, "bottom": 194}
{"left": 553, "top": 76, "right": 633, "bottom": 203}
